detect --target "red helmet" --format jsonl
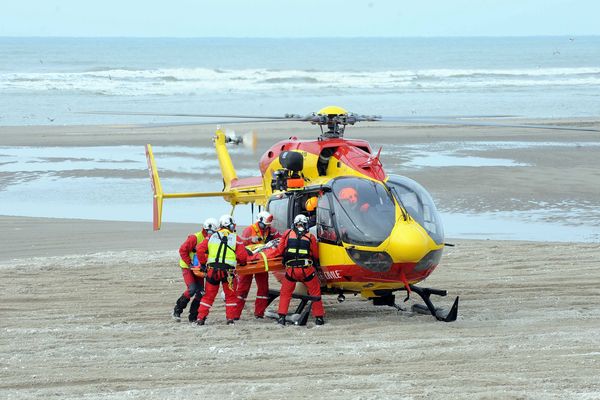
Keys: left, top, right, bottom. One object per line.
{"left": 338, "top": 187, "right": 358, "bottom": 204}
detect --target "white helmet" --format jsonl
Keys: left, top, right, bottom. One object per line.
{"left": 203, "top": 217, "right": 218, "bottom": 233}
{"left": 256, "top": 211, "right": 273, "bottom": 226}
{"left": 219, "top": 214, "right": 236, "bottom": 230}
{"left": 293, "top": 214, "right": 309, "bottom": 231}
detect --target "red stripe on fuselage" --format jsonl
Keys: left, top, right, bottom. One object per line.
{"left": 272, "top": 263, "right": 438, "bottom": 286}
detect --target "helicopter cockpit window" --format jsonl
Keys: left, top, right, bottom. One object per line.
{"left": 386, "top": 174, "right": 444, "bottom": 245}
{"left": 267, "top": 196, "right": 289, "bottom": 234}
{"left": 330, "top": 177, "right": 395, "bottom": 247}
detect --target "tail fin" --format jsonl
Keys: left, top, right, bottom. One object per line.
{"left": 145, "top": 144, "right": 164, "bottom": 231}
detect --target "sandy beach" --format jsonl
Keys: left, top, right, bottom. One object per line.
{"left": 1, "top": 120, "right": 600, "bottom": 399}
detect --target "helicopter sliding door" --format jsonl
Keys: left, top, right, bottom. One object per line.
{"left": 266, "top": 195, "right": 290, "bottom": 234}
{"left": 267, "top": 190, "right": 323, "bottom": 235}
{"left": 386, "top": 175, "right": 444, "bottom": 245}
{"left": 316, "top": 193, "right": 340, "bottom": 245}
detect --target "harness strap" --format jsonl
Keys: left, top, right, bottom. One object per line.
{"left": 214, "top": 232, "right": 237, "bottom": 265}
{"left": 285, "top": 259, "right": 313, "bottom": 267}
{"left": 252, "top": 224, "right": 266, "bottom": 242}
{"left": 285, "top": 268, "right": 315, "bottom": 283}
{"left": 206, "top": 266, "right": 235, "bottom": 285}
{"left": 303, "top": 272, "right": 316, "bottom": 282}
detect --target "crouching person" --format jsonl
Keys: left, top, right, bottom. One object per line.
{"left": 275, "top": 214, "right": 325, "bottom": 326}
{"left": 195, "top": 215, "right": 248, "bottom": 325}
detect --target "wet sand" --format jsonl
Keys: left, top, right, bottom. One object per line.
{"left": 1, "top": 120, "right": 600, "bottom": 399}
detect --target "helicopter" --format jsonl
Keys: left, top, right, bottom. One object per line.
{"left": 140, "top": 105, "right": 599, "bottom": 325}
{"left": 143, "top": 105, "right": 457, "bottom": 324}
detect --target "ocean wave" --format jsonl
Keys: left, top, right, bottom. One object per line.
{"left": 259, "top": 77, "right": 320, "bottom": 84}
{"left": 2, "top": 67, "right": 600, "bottom": 96}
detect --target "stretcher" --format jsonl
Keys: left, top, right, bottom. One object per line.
{"left": 191, "top": 245, "right": 284, "bottom": 278}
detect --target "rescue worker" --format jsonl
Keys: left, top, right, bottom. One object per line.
{"left": 275, "top": 214, "right": 325, "bottom": 326}
{"left": 304, "top": 196, "right": 318, "bottom": 230}
{"left": 172, "top": 218, "right": 218, "bottom": 322}
{"left": 195, "top": 214, "right": 248, "bottom": 325}
{"left": 338, "top": 187, "right": 370, "bottom": 212}
{"left": 234, "top": 211, "right": 281, "bottom": 320}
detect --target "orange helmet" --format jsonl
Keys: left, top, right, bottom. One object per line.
{"left": 305, "top": 197, "right": 318, "bottom": 212}
{"left": 338, "top": 187, "right": 358, "bottom": 204}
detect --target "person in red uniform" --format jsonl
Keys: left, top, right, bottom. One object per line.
{"left": 172, "top": 217, "right": 218, "bottom": 322}
{"left": 338, "top": 187, "right": 370, "bottom": 212}
{"left": 195, "top": 214, "right": 248, "bottom": 325}
{"left": 275, "top": 214, "right": 325, "bottom": 326}
{"left": 234, "top": 211, "right": 281, "bottom": 320}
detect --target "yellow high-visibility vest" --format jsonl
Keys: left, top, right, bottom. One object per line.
{"left": 179, "top": 231, "right": 205, "bottom": 269}
{"left": 207, "top": 229, "right": 238, "bottom": 268}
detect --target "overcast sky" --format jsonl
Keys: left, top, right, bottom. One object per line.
{"left": 1, "top": 0, "right": 599, "bottom": 37}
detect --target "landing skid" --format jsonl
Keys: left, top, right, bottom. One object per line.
{"left": 264, "top": 289, "right": 321, "bottom": 326}
{"left": 372, "top": 285, "right": 459, "bottom": 322}
{"left": 409, "top": 285, "right": 459, "bottom": 322}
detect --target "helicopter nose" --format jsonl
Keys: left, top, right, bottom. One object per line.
{"left": 386, "top": 222, "right": 432, "bottom": 263}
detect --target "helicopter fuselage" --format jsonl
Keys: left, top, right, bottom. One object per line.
{"left": 256, "top": 135, "right": 445, "bottom": 298}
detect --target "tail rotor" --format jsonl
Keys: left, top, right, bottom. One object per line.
{"left": 224, "top": 129, "right": 258, "bottom": 153}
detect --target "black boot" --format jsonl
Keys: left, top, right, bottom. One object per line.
{"left": 172, "top": 294, "right": 190, "bottom": 322}
{"left": 188, "top": 296, "right": 201, "bottom": 322}
{"left": 194, "top": 317, "right": 206, "bottom": 326}
{"left": 277, "top": 314, "right": 286, "bottom": 326}
{"left": 226, "top": 319, "right": 235, "bottom": 325}
{"left": 315, "top": 316, "right": 325, "bottom": 326}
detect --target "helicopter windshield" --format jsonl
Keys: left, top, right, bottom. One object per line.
{"left": 330, "top": 177, "right": 395, "bottom": 247}
{"left": 386, "top": 175, "right": 444, "bottom": 245}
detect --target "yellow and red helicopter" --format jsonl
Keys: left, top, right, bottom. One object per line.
{"left": 142, "top": 105, "right": 459, "bottom": 324}
{"left": 140, "top": 105, "right": 598, "bottom": 325}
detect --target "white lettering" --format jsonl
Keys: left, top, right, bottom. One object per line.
{"left": 323, "top": 270, "right": 342, "bottom": 280}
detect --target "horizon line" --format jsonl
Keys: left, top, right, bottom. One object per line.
{"left": 1, "top": 34, "right": 599, "bottom": 39}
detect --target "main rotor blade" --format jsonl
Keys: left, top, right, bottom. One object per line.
{"left": 79, "top": 111, "right": 306, "bottom": 120}
{"left": 132, "top": 119, "right": 296, "bottom": 128}
{"left": 377, "top": 117, "right": 600, "bottom": 133}
{"left": 380, "top": 114, "right": 518, "bottom": 120}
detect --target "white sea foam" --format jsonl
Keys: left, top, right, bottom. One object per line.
{"left": 3, "top": 67, "right": 600, "bottom": 96}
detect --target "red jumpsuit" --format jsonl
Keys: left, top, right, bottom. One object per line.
{"left": 178, "top": 232, "right": 205, "bottom": 299}
{"left": 234, "top": 223, "right": 281, "bottom": 318}
{"left": 173, "top": 230, "right": 207, "bottom": 322}
{"left": 275, "top": 229, "right": 324, "bottom": 318}
{"left": 196, "top": 229, "right": 248, "bottom": 322}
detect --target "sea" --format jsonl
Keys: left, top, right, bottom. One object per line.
{"left": 1, "top": 37, "right": 599, "bottom": 241}
{"left": 1, "top": 36, "right": 600, "bottom": 124}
